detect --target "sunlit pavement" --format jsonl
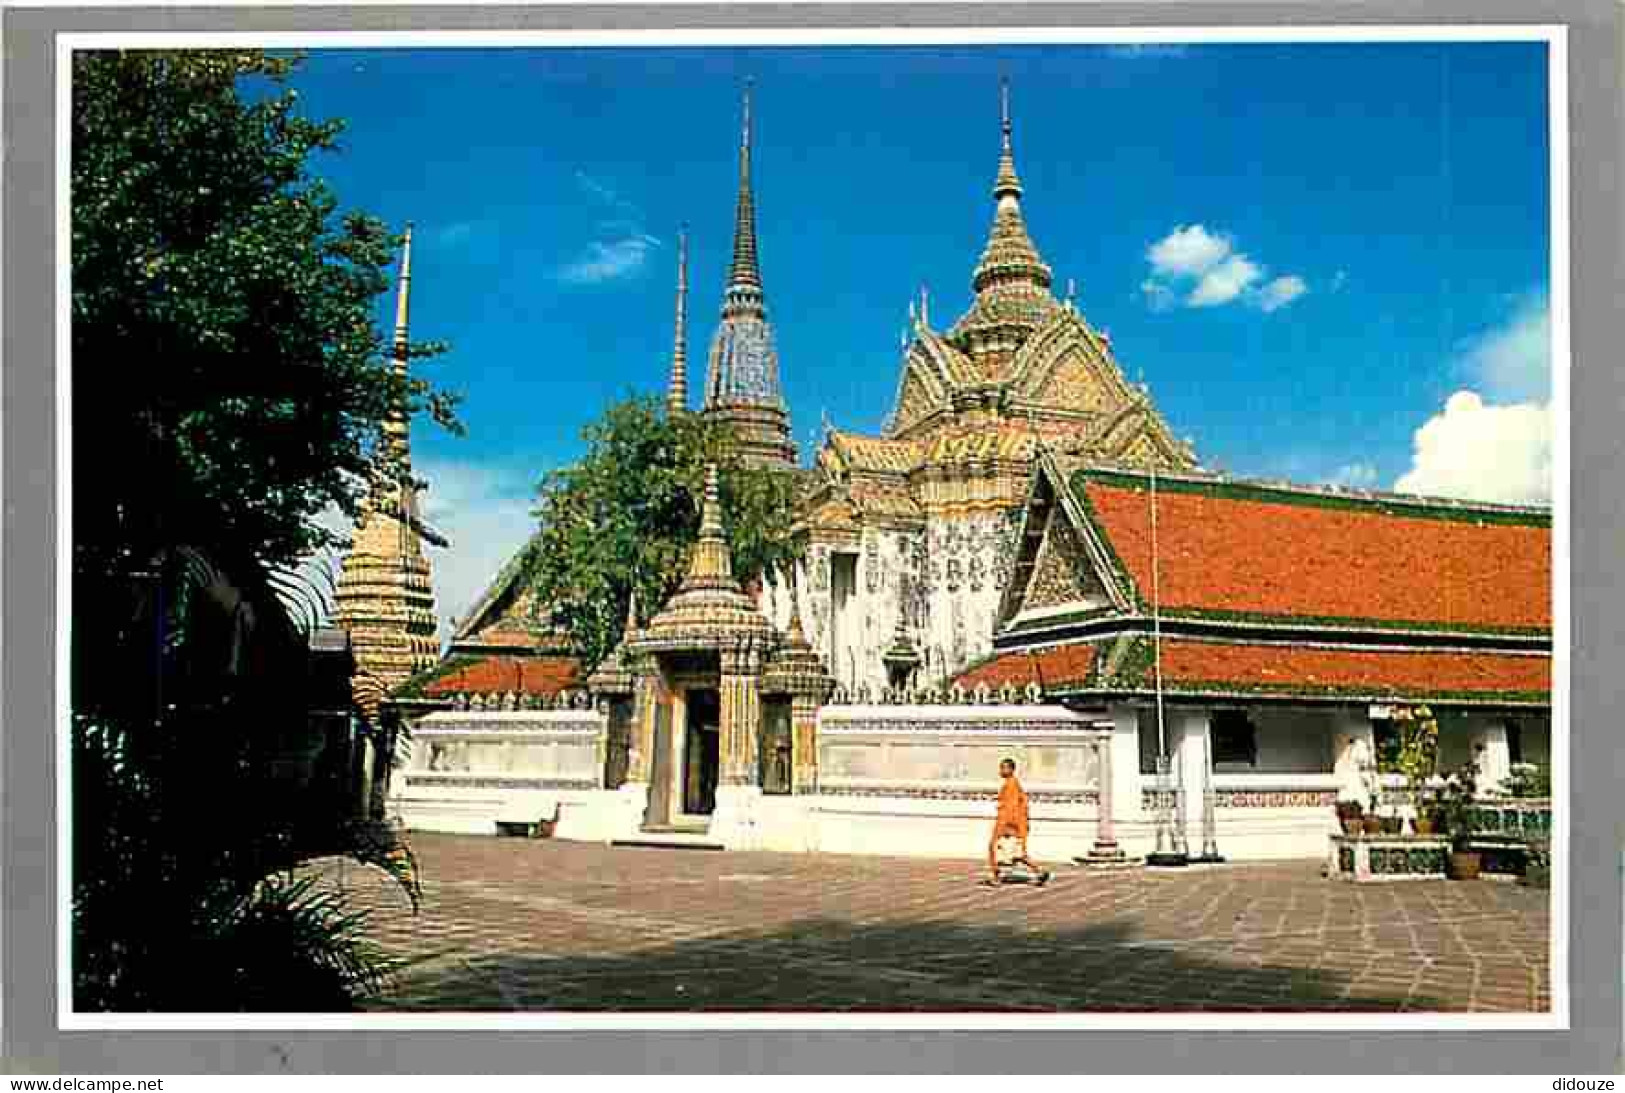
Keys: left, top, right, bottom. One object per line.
{"left": 309, "top": 831, "right": 1549, "bottom": 1013}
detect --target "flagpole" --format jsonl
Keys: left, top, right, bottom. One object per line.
{"left": 1143, "top": 380, "right": 1187, "bottom": 866}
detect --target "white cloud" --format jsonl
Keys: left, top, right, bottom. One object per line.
{"left": 556, "top": 171, "right": 661, "bottom": 285}
{"left": 1463, "top": 294, "right": 1550, "bottom": 404}
{"left": 1188, "top": 254, "right": 1263, "bottom": 307}
{"left": 1392, "top": 297, "right": 1553, "bottom": 506}
{"left": 1257, "top": 275, "right": 1309, "bottom": 313}
{"left": 416, "top": 458, "right": 542, "bottom": 643}
{"left": 557, "top": 235, "right": 660, "bottom": 285}
{"left": 430, "top": 220, "right": 485, "bottom": 249}
{"left": 1141, "top": 224, "right": 1305, "bottom": 313}
{"left": 1148, "top": 224, "right": 1231, "bottom": 278}
{"left": 1394, "top": 391, "right": 1550, "bottom": 505}
{"left": 1140, "top": 278, "right": 1177, "bottom": 312}
{"left": 1327, "top": 462, "right": 1378, "bottom": 490}
{"left": 283, "top": 461, "right": 540, "bottom": 650}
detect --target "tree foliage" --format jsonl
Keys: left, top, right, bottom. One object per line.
{"left": 72, "top": 49, "right": 459, "bottom": 581}
{"left": 522, "top": 397, "right": 804, "bottom": 670}
{"left": 69, "top": 50, "right": 442, "bottom": 1010}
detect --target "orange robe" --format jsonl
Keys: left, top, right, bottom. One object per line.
{"left": 996, "top": 777, "right": 1029, "bottom": 839}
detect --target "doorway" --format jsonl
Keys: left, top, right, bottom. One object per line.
{"left": 682, "top": 688, "right": 720, "bottom": 816}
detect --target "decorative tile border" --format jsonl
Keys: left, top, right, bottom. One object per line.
{"left": 403, "top": 775, "right": 599, "bottom": 791}
{"left": 1218, "top": 789, "right": 1339, "bottom": 809}
{"left": 818, "top": 785, "right": 1099, "bottom": 805}
{"left": 1327, "top": 834, "right": 1450, "bottom": 883}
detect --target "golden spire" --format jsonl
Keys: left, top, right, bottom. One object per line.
{"left": 972, "top": 79, "right": 1052, "bottom": 295}
{"left": 683, "top": 463, "right": 734, "bottom": 587}
{"left": 726, "top": 79, "right": 762, "bottom": 299}
{"left": 994, "top": 76, "right": 1023, "bottom": 199}
{"left": 333, "top": 222, "right": 439, "bottom": 715}
{"left": 667, "top": 225, "right": 689, "bottom": 414}
{"left": 381, "top": 223, "right": 414, "bottom": 471}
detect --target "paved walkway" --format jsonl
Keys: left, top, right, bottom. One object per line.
{"left": 311, "top": 832, "right": 1550, "bottom": 1013}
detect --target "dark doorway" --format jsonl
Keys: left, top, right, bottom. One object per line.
{"left": 683, "top": 689, "right": 720, "bottom": 815}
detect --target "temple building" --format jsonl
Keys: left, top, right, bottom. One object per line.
{"left": 358, "top": 81, "right": 1554, "bottom": 862}
{"left": 778, "top": 83, "right": 1194, "bottom": 696}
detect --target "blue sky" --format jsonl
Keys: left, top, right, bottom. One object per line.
{"left": 276, "top": 41, "right": 1553, "bottom": 635}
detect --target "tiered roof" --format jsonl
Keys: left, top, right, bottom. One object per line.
{"left": 959, "top": 461, "right": 1553, "bottom": 707}
{"left": 333, "top": 226, "right": 442, "bottom": 715}
{"left": 634, "top": 464, "right": 777, "bottom": 654}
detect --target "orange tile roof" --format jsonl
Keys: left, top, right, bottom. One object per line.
{"left": 1157, "top": 639, "right": 1549, "bottom": 701}
{"left": 1078, "top": 474, "right": 1551, "bottom": 634}
{"left": 955, "top": 644, "right": 1098, "bottom": 691}
{"left": 421, "top": 654, "right": 582, "bottom": 697}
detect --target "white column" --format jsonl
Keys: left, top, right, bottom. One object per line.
{"left": 1108, "top": 704, "right": 1145, "bottom": 823}
{"left": 1174, "top": 709, "right": 1210, "bottom": 850}
{"left": 1467, "top": 717, "right": 1511, "bottom": 794}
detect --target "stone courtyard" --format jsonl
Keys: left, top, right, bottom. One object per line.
{"left": 310, "top": 832, "right": 1551, "bottom": 1013}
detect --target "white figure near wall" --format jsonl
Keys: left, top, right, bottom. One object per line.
{"left": 1333, "top": 733, "right": 1378, "bottom": 808}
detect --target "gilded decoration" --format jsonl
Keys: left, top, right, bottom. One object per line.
{"left": 632, "top": 465, "right": 777, "bottom": 656}
{"left": 1022, "top": 508, "right": 1093, "bottom": 613}
{"left": 333, "top": 228, "right": 440, "bottom": 714}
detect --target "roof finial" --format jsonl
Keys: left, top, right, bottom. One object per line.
{"left": 784, "top": 566, "right": 809, "bottom": 646}
{"left": 700, "top": 464, "right": 725, "bottom": 540}
{"left": 625, "top": 583, "right": 639, "bottom": 632}
{"left": 726, "top": 78, "right": 762, "bottom": 294}
{"left": 994, "top": 76, "right": 1022, "bottom": 199}
{"left": 667, "top": 224, "right": 689, "bottom": 414}
{"left": 1066, "top": 276, "right": 1077, "bottom": 309}
{"left": 919, "top": 283, "right": 930, "bottom": 327}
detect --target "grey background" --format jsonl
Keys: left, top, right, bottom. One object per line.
{"left": 5, "top": 0, "right": 1621, "bottom": 1075}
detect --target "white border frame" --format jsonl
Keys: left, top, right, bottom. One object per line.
{"left": 54, "top": 23, "right": 1571, "bottom": 1034}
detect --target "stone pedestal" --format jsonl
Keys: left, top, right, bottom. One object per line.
{"left": 1088, "top": 730, "right": 1126, "bottom": 861}
{"left": 1327, "top": 834, "right": 1449, "bottom": 882}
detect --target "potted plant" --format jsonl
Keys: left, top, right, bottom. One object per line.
{"left": 1520, "top": 838, "right": 1551, "bottom": 888}
{"left": 1431, "top": 759, "right": 1482, "bottom": 880}
{"left": 1395, "top": 705, "right": 1440, "bottom": 837}
{"left": 1361, "top": 793, "right": 1384, "bottom": 835}
{"left": 1334, "top": 798, "right": 1364, "bottom": 836}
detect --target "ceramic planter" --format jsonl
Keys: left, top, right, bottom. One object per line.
{"left": 1448, "top": 849, "right": 1482, "bottom": 880}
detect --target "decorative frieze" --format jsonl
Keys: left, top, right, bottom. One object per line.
{"left": 1327, "top": 834, "right": 1450, "bottom": 882}
{"left": 403, "top": 775, "right": 599, "bottom": 791}
{"left": 817, "top": 785, "right": 1099, "bottom": 804}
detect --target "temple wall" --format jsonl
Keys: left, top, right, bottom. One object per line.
{"left": 387, "top": 710, "right": 630, "bottom": 839}
{"left": 918, "top": 509, "right": 1022, "bottom": 684}
{"left": 806, "top": 703, "right": 1111, "bottom": 860}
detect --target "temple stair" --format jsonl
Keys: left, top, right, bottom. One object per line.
{"left": 612, "top": 823, "right": 725, "bottom": 851}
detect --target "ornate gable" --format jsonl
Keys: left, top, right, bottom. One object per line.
{"left": 1092, "top": 404, "right": 1195, "bottom": 470}
{"left": 1010, "top": 315, "right": 1127, "bottom": 414}
{"left": 1019, "top": 507, "right": 1105, "bottom": 614}
{"left": 888, "top": 355, "right": 950, "bottom": 436}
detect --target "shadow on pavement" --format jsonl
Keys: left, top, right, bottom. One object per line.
{"left": 371, "top": 913, "right": 1443, "bottom": 1013}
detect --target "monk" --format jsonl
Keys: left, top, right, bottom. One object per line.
{"left": 985, "top": 757, "right": 1051, "bottom": 887}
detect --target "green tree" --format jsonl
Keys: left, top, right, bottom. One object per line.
{"left": 523, "top": 396, "right": 804, "bottom": 670}
{"left": 73, "top": 49, "right": 458, "bottom": 585}
{"left": 70, "top": 50, "right": 450, "bottom": 1010}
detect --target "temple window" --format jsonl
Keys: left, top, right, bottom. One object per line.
{"left": 1211, "top": 709, "right": 1258, "bottom": 769}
